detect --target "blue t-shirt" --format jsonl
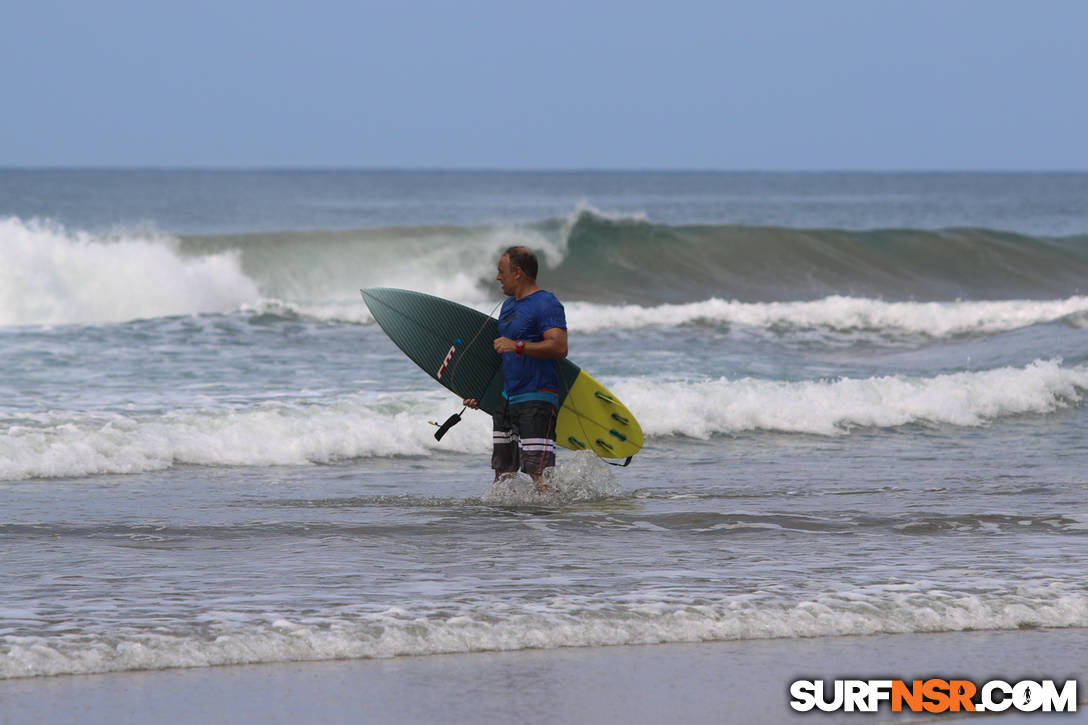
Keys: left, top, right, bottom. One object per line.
{"left": 497, "top": 290, "right": 566, "bottom": 401}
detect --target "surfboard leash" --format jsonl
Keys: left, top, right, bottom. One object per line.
{"left": 445, "top": 299, "right": 503, "bottom": 393}
{"left": 430, "top": 406, "right": 467, "bottom": 441}
{"left": 432, "top": 299, "right": 503, "bottom": 441}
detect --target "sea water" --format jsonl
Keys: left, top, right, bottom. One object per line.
{"left": 1, "top": 170, "right": 1086, "bottom": 678}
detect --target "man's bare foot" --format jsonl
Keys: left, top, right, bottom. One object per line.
{"left": 532, "top": 473, "right": 556, "bottom": 495}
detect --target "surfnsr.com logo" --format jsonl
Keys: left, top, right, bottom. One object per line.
{"left": 789, "top": 678, "right": 1078, "bottom": 713}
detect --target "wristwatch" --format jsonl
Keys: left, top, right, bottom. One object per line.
{"left": 515, "top": 340, "right": 525, "bottom": 357}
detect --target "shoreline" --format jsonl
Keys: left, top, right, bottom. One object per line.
{"left": 3, "top": 628, "right": 1085, "bottom": 724}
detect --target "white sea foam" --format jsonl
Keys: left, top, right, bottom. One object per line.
{"left": 1, "top": 360, "right": 1083, "bottom": 480}
{"left": 244, "top": 297, "right": 505, "bottom": 326}
{"left": 234, "top": 205, "right": 640, "bottom": 305}
{"left": 0, "top": 216, "right": 556, "bottom": 325}
{"left": 0, "top": 217, "right": 260, "bottom": 325}
{"left": 611, "top": 359, "right": 1088, "bottom": 437}
{"left": 0, "top": 395, "right": 494, "bottom": 481}
{"left": 6, "top": 215, "right": 1087, "bottom": 337}
{"left": 251, "top": 295, "right": 1088, "bottom": 341}
{"left": 565, "top": 295, "right": 1088, "bottom": 336}
{"left": 246, "top": 226, "right": 520, "bottom": 306}
{"left": 251, "top": 293, "right": 1088, "bottom": 341}
{"left": 483, "top": 451, "right": 625, "bottom": 506}
{"left": 3, "top": 583, "right": 1085, "bottom": 679}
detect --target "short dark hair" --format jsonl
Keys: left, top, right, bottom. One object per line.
{"left": 503, "top": 246, "right": 538, "bottom": 280}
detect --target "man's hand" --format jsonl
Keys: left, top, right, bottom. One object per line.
{"left": 462, "top": 398, "right": 479, "bottom": 409}
{"left": 493, "top": 337, "right": 517, "bottom": 354}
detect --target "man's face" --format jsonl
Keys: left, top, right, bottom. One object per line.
{"left": 496, "top": 255, "right": 517, "bottom": 296}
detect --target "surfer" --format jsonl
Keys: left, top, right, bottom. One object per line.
{"left": 463, "top": 247, "right": 567, "bottom": 492}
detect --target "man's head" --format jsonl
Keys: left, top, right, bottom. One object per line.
{"left": 497, "top": 246, "right": 538, "bottom": 297}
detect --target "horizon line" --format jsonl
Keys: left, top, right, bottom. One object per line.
{"left": 2, "top": 165, "right": 1087, "bottom": 174}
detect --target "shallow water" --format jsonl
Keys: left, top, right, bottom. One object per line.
{"left": 2, "top": 170, "right": 1086, "bottom": 678}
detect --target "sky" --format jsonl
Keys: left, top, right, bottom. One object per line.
{"left": 3, "top": 0, "right": 1086, "bottom": 170}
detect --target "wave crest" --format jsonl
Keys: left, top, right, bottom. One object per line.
{"left": 2, "top": 361, "right": 1084, "bottom": 480}
{"left": 4, "top": 583, "right": 1085, "bottom": 678}
{"left": 0, "top": 217, "right": 259, "bottom": 325}
{"left": 613, "top": 359, "right": 1088, "bottom": 437}
{"left": 6, "top": 208, "right": 1088, "bottom": 325}
{"left": 565, "top": 295, "right": 1088, "bottom": 335}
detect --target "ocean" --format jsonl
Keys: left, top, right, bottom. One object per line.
{"left": 1, "top": 170, "right": 1086, "bottom": 698}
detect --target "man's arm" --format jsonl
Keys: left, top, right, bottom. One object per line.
{"left": 469, "top": 329, "right": 567, "bottom": 408}
{"left": 493, "top": 327, "right": 567, "bottom": 359}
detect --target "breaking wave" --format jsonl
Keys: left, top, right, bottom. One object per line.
{"left": 2, "top": 360, "right": 1084, "bottom": 480}
{"left": 4, "top": 209, "right": 1087, "bottom": 325}
{"left": 3, "top": 582, "right": 1085, "bottom": 678}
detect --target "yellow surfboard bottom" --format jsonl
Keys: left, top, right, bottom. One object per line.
{"left": 556, "top": 370, "right": 643, "bottom": 459}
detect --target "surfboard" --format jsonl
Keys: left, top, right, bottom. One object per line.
{"left": 361, "top": 287, "right": 643, "bottom": 462}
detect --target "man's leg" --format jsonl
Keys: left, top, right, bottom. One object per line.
{"left": 491, "top": 401, "right": 519, "bottom": 480}
{"left": 514, "top": 401, "right": 558, "bottom": 492}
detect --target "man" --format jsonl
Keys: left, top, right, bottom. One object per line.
{"left": 464, "top": 246, "right": 567, "bottom": 492}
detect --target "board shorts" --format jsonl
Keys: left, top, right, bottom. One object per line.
{"left": 491, "top": 399, "right": 558, "bottom": 476}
